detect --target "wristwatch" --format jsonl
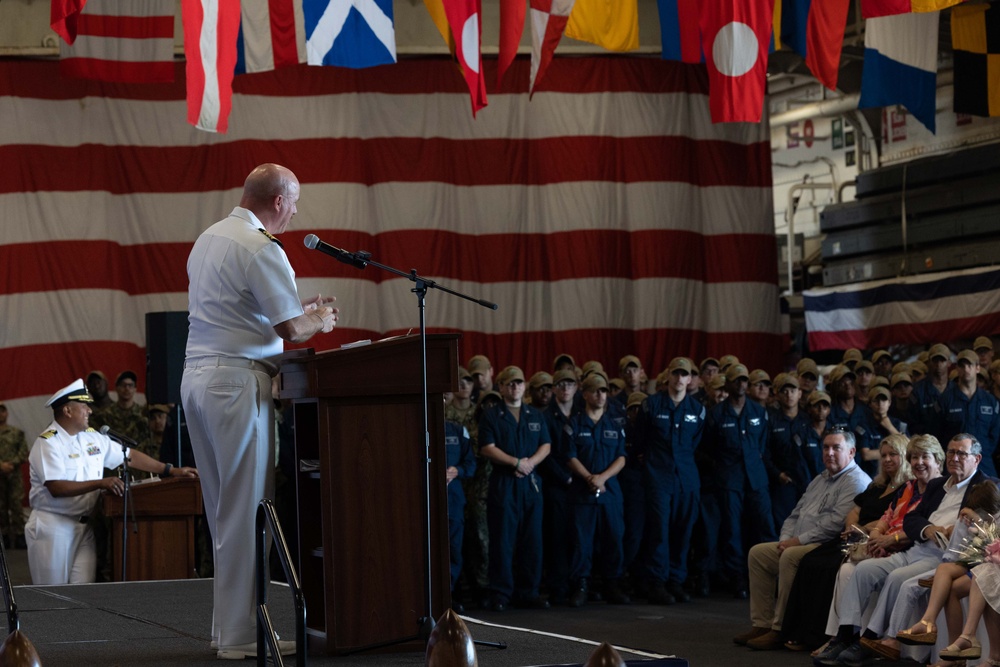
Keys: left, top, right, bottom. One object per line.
{"left": 162, "top": 463, "right": 173, "bottom": 478}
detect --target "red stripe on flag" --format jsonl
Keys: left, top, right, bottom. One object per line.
{"left": 76, "top": 13, "right": 175, "bottom": 39}
{"left": 59, "top": 58, "right": 175, "bottom": 84}
{"left": 808, "top": 312, "right": 1000, "bottom": 352}
{"left": 1, "top": 231, "right": 776, "bottom": 297}
{"left": 1, "top": 341, "right": 148, "bottom": 399}
{"left": 267, "top": 0, "right": 302, "bottom": 69}
{"left": 0, "top": 58, "right": 708, "bottom": 100}
{"left": 0, "top": 137, "right": 771, "bottom": 194}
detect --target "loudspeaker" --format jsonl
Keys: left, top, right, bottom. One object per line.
{"left": 146, "top": 311, "right": 188, "bottom": 404}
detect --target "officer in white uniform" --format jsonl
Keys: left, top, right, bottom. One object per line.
{"left": 181, "top": 163, "right": 338, "bottom": 660}
{"left": 26, "top": 379, "right": 197, "bottom": 585}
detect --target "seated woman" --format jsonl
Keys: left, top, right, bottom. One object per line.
{"left": 809, "top": 434, "right": 944, "bottom": 659}
{"left": 876, "top": 481, "right": 1000, "bottom": 665}
{"left": 938, "top": 555, "right": 1000, "bottom": 664}
{"left": 780, "top": 433, "right": 914, "bottom": 651}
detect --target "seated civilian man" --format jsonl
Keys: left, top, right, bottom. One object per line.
{"left": 735, "top": 429, "right": 871, "bottom": 650}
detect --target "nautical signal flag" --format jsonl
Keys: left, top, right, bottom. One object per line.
{"left": 659, "top": 0, "right": 702, "bottom": 63}
{"left": 781, "top": 0, "right": 850, "bottom": 91}
{"left": 498, "top": 0, "right": 527, "bottom": 86}
{"left": 952, "top": 2, "right": 1000, "bottom": 118}
{"left": 858, "top": 12, "right": 938, "bottom": 132}
{"left": 565, "top": 0, "right": 639, "bottom": 52}
{"left": 304, "top": 0, "right": 396, "bottom": 69}
{"left": 182, "top": 0, "right": 241, "bottom": 133}
{"left": 529, "top": 0, "right": 576, "bottom": 93}
{"left": 699, "top": 0, "right": 775, "bottom": 123}
{"left": 424, "top": 0, "right": 487, "bottom": 114}
{"left": 862, "top": 0, "right": 966, "bottom": 19}
{"left": 236, "top": 0, "right": 307, "bottom": 75}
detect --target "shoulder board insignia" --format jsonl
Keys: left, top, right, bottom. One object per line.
{"left": 40, "top": 429, "right": 57, "bottom": 439}
{"left": 85, "top": 427, "right": 97, "bottom": 432}
{"left": 258, "top": 228, "right": 284, "bottom": 247}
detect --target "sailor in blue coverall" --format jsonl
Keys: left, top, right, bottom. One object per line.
{"left": 564, "top": 372, "right": 630, "bottom": 606}
{"left": 477, "top": 366, "right": 552, "bottom": 611}
{"left": 937, "top": 350, "right": 1000, "bottom": 476}
{"left": 706, "top": 363, "right": 776, "bottom": 598}
{"left": 444, "top": 419, "right": 476, "bottom": 607}
{"left": 541, "top": 368, "right": 581, "bottom": 605}
{"left": 638, "top": 357, "right": 705, "bottom": 605}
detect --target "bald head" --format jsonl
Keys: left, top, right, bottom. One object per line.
{"left": 240, "top": 163, "right": 300, "bottom": 233}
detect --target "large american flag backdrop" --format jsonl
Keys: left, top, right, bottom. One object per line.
{"left": 1, "top": 56, "right": 781, "bottom": 437}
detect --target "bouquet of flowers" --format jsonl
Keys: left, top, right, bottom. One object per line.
{"left": 949, "top": 514, "right": 1000, "bottom": 566}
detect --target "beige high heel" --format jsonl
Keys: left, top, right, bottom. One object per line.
{"left": 896, "top": 619, "right": 937, "bottom": 645}
{"left": 938, "top": 634, "right": 981, "bottom": 660}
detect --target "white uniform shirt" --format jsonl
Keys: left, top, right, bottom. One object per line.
{"left": 185, "top": 207, "right": 304, "bottom": 362}
{"left": 29, "top": 421, "right": 126, "bottom": 517}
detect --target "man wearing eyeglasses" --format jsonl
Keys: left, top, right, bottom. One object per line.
{"left": 478, "top": 365, "right": 552, "bottom": 612}
{"left": 819, "top": 434, "right": 995, "bottom": 665}
{"left": 637, "top": 356, "right": 706, "bottom": 605}
{"left": 736, "top": 428, "right": 870, "bottom": 651}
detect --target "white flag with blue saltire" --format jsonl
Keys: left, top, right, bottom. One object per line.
{"left": 304, "top": 0, "right": 396, "bottom": 68}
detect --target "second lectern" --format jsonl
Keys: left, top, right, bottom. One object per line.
{"left": 279, "top": 334, "right": 458, "bottom": 654}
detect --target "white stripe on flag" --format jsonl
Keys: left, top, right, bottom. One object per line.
{"left": 864, "top": 13, "right": 938, "bottom": 73}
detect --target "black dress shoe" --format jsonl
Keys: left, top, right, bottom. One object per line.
{"left": 451, "top": 601, "right": 465, "bottom": 614}
{"left": 667, "top": 582, "right": 691, "bottom": 603}
{"left": 516, "top": 596, "right": 550, "bottom": 609}
{"left": 647, "top": 582, "right": 676, "bottom": 605}
{"left": 569, "top": 580, "right": 588, "bottom": 608}
{"left": 604, "top": 580, "right": 631, "bottom": 605}
{"left": 487, "top": 596, "right": 507, "bottom": 612}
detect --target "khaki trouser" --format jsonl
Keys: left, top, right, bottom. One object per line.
{"left": 748, "top": 540, "right": 819, "bottom": 630}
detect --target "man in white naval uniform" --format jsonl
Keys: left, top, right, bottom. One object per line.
{"left": 27, "top": 379, "right": 197, "bottom": 585}
{"left": 181, "top": 163, "right": 338, "bottom": 660}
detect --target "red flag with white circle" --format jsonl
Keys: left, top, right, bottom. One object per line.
{"left": 699, "top": 0, "right": 774, "bottom": 123}
{"left": 442, "top": 0, "right": 487, "bottom": 115}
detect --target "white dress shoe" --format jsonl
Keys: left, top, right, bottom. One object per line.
{"left": 217, "top": 639, "right": 296, "bottom": 660}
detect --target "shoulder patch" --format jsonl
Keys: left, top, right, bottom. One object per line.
{"left": 258, "top": 227, "right": 284, "bottom": 247}
{"left": 40, "top": 429, "right": 57, "bottom": 439}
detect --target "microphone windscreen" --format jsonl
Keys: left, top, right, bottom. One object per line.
{"left": 304, "top": 234, "right": 319, "bottom": 249}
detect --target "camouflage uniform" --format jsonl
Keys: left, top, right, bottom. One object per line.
{"left": 0, "top": 424, "right": 28, "bottom": 543}
{"left": 91, "top": 402, "right": 150, "bottom": 444}
{"left": 446, "top": 402, "right": 491, "bottom": 591}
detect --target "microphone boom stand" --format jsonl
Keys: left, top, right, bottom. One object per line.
{"left": 118, "top": 440, "right": 131, "bottom": 582}
{"left": 314, "top": 244, "right": 505, "bottom": 652}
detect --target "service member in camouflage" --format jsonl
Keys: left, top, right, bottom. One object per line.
{"left": 92, "top": 371, "right": 149, "bottom": 444}
{"left": 0, "top": 403, "right": 29, "bottom": 548}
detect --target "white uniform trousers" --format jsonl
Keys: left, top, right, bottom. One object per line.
{"left": 182, "top": 364, "right": 274, "bottom": 648}
{"left": 25, "top": 509, "right": 95, "bottom": 585}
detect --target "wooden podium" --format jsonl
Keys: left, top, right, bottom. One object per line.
{"left": 102, "top": 476, "right": 203, "bottom": 581}
{"left": 279, "top": 334, "right": 458, "bottom": 655}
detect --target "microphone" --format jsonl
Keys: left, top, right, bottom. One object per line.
{"left": 100, "top": 425, "right": 137, "bottom": 446}
{"left": 303, "top": 234, "right": 368, "bottom": 270}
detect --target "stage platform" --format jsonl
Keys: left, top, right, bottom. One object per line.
{"left": 11, "top": 578, "right": 676, "bottom": 666}
{"left": 4, "top": 546, "right": 814, "bottom": 667}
